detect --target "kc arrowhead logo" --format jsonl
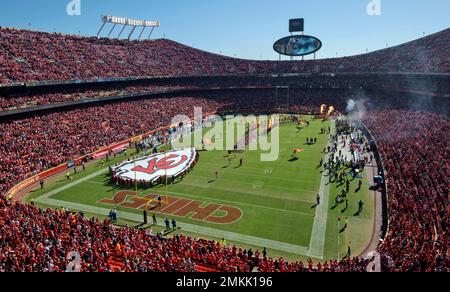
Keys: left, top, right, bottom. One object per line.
{"left": 132, "top": 154, "right": 188, "bottom": 175}
{"left": 112, "top": 149, "right": 197, "bottom": 184}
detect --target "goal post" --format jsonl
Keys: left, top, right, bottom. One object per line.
{"left": 275, "top": 86, "right": 290, "bottom": 112}
{"left": 141, "top": 193, "right": 170, "bottom": 211}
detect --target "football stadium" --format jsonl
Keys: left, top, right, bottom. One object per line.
{"left": 0, "top": 0, "right": 449, "bottom": 277}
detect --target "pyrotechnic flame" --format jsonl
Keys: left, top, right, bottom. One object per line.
{"left": 328, "top": 106, "right": 335, "bottom": 116}
{"left": 320, "top": 104, "right": 327, "bottom": 114}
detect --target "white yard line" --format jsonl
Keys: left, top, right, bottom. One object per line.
{"left": 85, "top": 180, "right": 107, "bottom": 185}
{"left": 38, "top": 167, "right": 110, "bottom": 200}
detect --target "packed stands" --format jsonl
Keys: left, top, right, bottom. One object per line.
{"left": 0, "top": 90, "right": 448, "bottom": 271}
{"left": 363, "top": 111, "right": 449, "bottom": 272}
{"left": 0, "top": 92, "right": 371, "bottom": 272}
{"left": 0, "top": 194, "right": 371, "bottom": 272}
{"left": 1, "top": 70, "right": 448, "bottom": 113}
{"left": 0, "top": 84, "right": 181, "bottom": 111}
{"left": 0, "top": 26, "right": 449, "bottom": 272}
{"left": 0, "top": 96, "right": 223, "bottom": 194}
{"left": 0, "top": 27, "right": 449, "bottom": 85}
{"left": 0, "top": 90, "right": 351, "bottom": 193}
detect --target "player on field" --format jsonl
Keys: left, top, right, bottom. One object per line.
{"left": 164, "top": 218, "right": 171, "bottom": 231}
{"left": 358, "top": 200, "right": 364, "bottom": 214}
{"left": 171, "top": 218, "right": 177, "bottom": 230}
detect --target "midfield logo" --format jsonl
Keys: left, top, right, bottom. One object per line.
{"left": 112, "top": 149, "right": 197, "bottom": 183}
{"left": 132, "top": 154, "right": 188, "bottom": 175}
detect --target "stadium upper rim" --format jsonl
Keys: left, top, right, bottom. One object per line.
{"left": 0, "top": 26, "right": 449, "bottom": 87}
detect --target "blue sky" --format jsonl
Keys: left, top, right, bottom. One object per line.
{"left": 0, "top": 0, "right": 448, "bottom": 60}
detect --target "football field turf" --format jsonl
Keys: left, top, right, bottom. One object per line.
{"left": 27, "top": 116, "right": 374, "bottom": 261}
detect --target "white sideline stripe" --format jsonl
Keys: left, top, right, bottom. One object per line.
{"left": 86, "top": 180, "right": 107, "bottom": 185}
{"left": 38, "top": 167, "right": 110, "bottom": 200}
{"left": 307, "top": 120, "right": 335, "bottom": 260}
{"left": 35, "top": 168, "right": 109, "bottom": 201}
{"left": 33, "top": 197, "right": 310, "bottom": 256}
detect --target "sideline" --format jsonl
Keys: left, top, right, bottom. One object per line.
{"left": 307, "top": 120, "right": 335, "bottom": 259}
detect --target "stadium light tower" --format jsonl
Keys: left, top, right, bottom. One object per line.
{"left": 107, "top": 23, "right": 117, "bottom": 38}
{"left": 118, "top": 24, "right": 127, "bottom": 38}
{"left": 97, "top": 15, "right": 160, "bottom": 40}
{"left": 147, "top": 27, "right": 156, "bottom": 39}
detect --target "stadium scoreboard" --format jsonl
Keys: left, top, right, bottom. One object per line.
{"left": 273, "top": 35, "right": 322, "bottom": 57}
{"left": 274, "top": 18, "right": 322, "bottom": 57}
{"left": 289, "top": 18, "right": 304, "bottom": 33}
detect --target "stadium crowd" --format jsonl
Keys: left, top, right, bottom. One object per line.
{"left": 0, "top": 85, "right": 448, "bottom": 272}
{"left": 0, "top": 194, "right": 371, "bottom": 272}
{"left": 0, "top": 84, "right": 187, "bottom": 111}
{"left": 0, "top": 74, "right": 449, "bottom": 112}
{"left": 0, "top": 90, "right": 349, "bottom": 194}
{"left": 1, "top": 27, "right": 449, "bottom": 85}
{"left": 0, "top": 96, "right": 226, "bottom": 194}
{"left": 0, "top": 91, "right": 371, "bottom": 272}
{"left": 0, "top": 25, "right": 449, "bottom": 272}
{"left": 363, "top": 110, "right": 449, "bottom": 272}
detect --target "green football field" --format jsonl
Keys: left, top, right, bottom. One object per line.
{"left": 26, "top": 115, "right": 374, "bottom": 262}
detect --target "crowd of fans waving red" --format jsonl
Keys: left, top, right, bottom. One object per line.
{"left": 363, "top": 111, "right": 449, "bottom": 272}
{"left": 0, "top": 91, "right": 448, "bottom": 271}
{"left": 0, "top": 195, "right": 371, "bottom": 272}
{"left": 0, "top": 91, "right": 347, "bottom": 195}
{"left": 0, "top": 93, "right": 371, "bottom": 272}
{"left": 0, "top": 42, "right": 448, "bottom": 271}
{"left": 0, "top": 84, "right": 184, "bottom": 111}
{"left": 2, "top": 73, "right": 447, "bottom": 112}
{"left": 1, "top": 27, "right": 449, "bottom": 85}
